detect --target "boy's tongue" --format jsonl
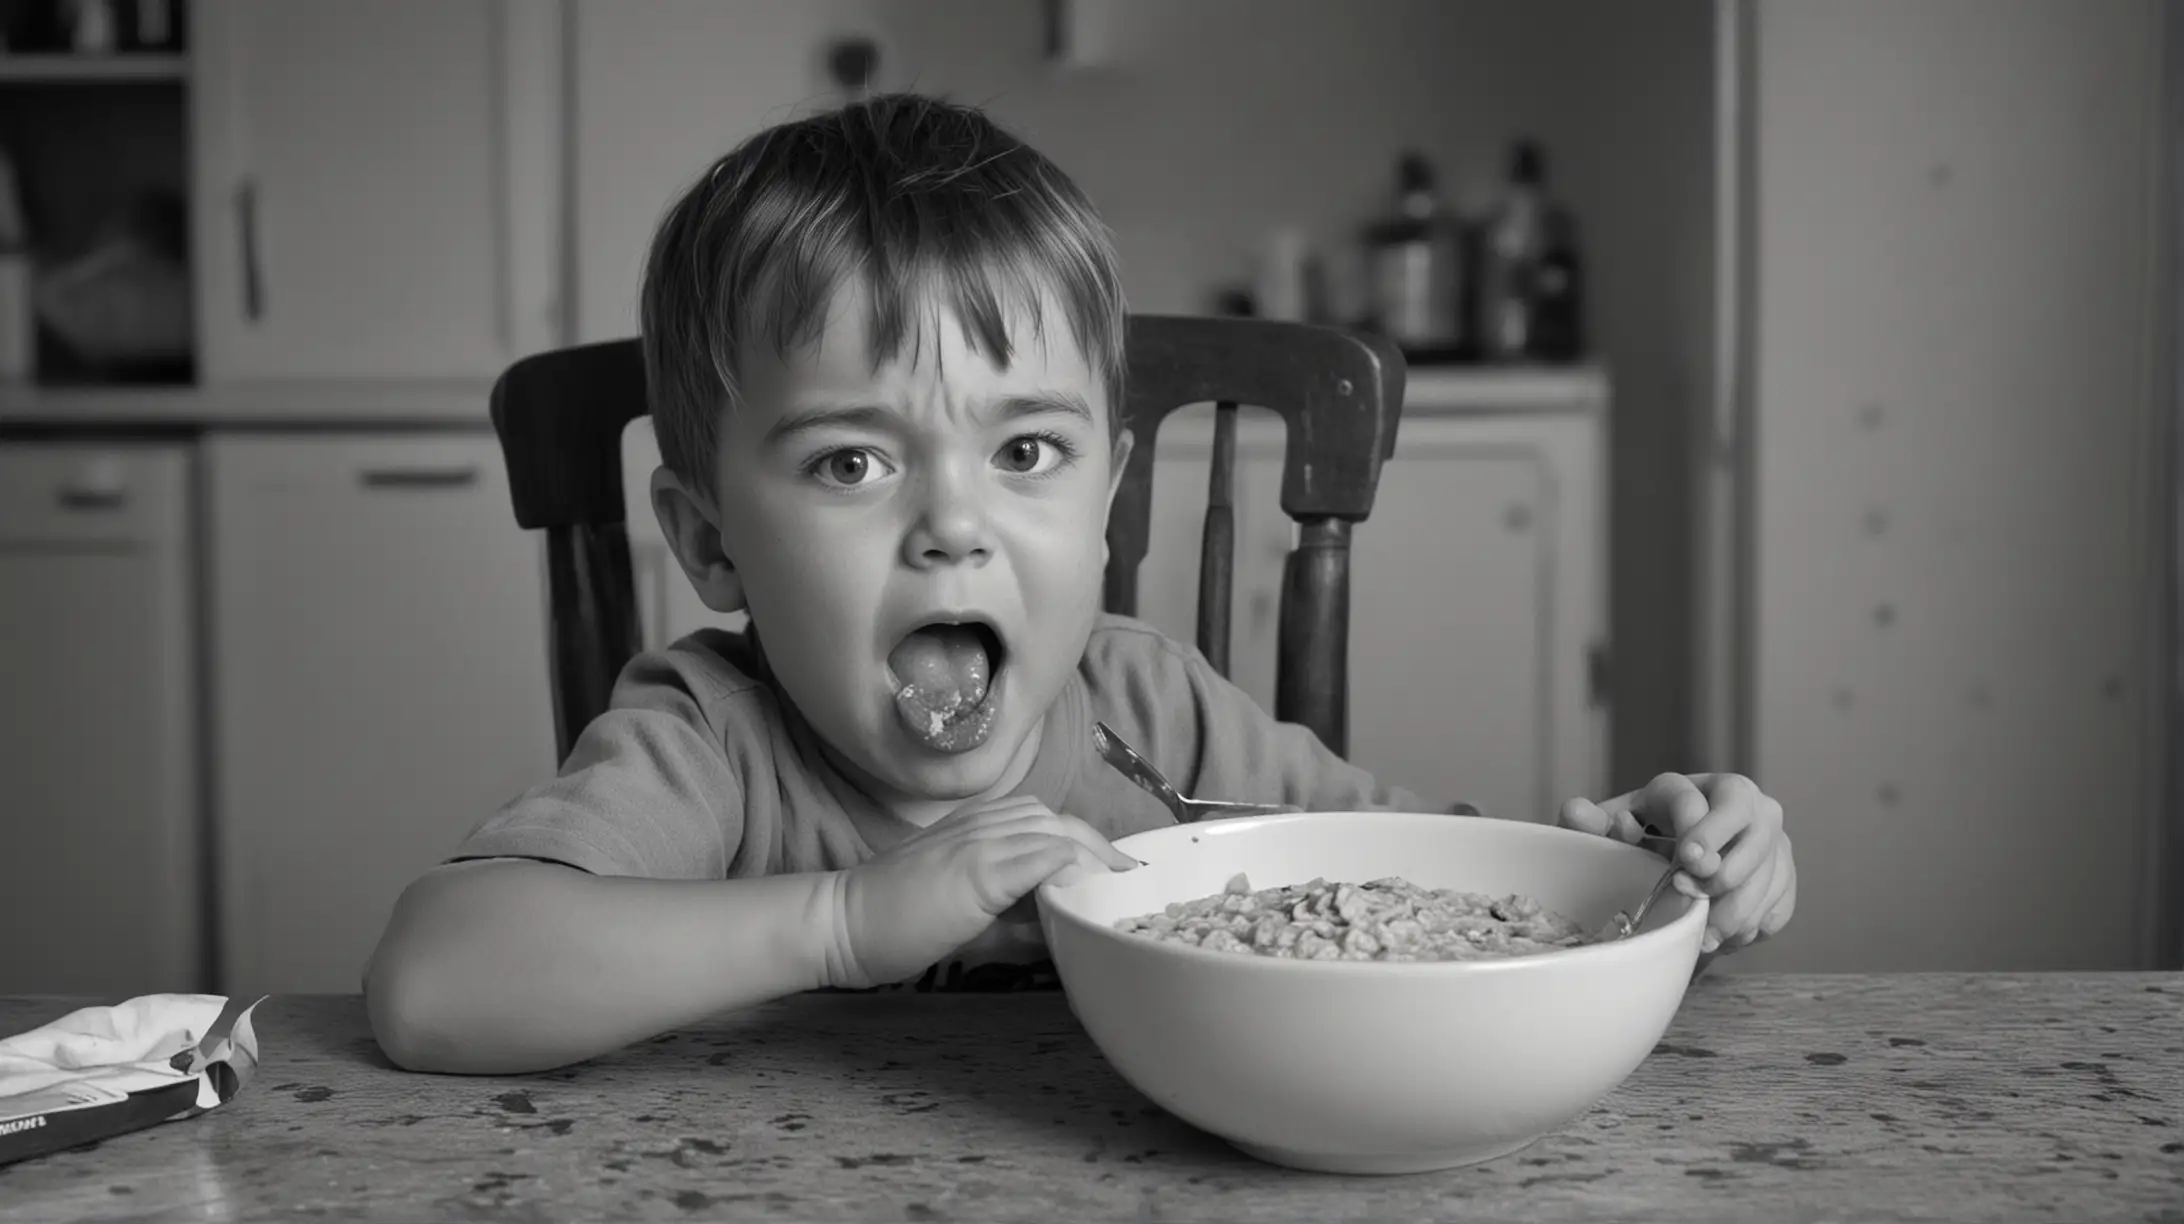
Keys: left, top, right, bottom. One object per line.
{"left": 888, "top": 624, "right": 995, "bottom": 751}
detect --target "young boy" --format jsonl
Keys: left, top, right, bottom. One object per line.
{"left": 366, "top": 94, "right": 1797, "bottom": 1075}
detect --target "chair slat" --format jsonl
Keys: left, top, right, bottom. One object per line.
{"left": 496, "top": 316, "right": 1402, "bottom": 763}
{"left": 545, "top": 524, "right": 640, "bottom": 762}
{"left": 1275, "top": 518, "right": 1353, "bottom": 757}
{"left": 1195, "top": 401, "right": 1238, "bottom": 675}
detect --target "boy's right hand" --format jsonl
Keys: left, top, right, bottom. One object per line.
{"left": 828, "top": 796, "right": 1137, "bottom": 989}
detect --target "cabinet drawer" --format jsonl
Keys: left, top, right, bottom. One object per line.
{"left": 0, "top": 445, "right": 192, "bottom": 545}
{"left": 206, "top": 430, "right": 555, "bottom": 994}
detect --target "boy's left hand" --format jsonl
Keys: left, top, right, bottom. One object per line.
{"left": 1557, "top": 773, "right": 1796, "bottom": 953}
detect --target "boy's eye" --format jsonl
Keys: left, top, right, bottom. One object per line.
{"left": 807, "top": 447, "right": 893, "bottom": 488}
{"left": 994, "top": 433, "right": 1074, "bottom": 476}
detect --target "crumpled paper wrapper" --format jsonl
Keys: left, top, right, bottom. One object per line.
{"left": 0, "top": 994, "right": 267, "bottom": 1166}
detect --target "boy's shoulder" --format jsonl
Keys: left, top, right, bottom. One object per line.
{"left": 1075, "top": 612, "right": 1229, "bottom": 714}
{"left": 612, "top": 625, "right": 775, "bottom": 715}
{"left": 601, "top": 627, "right": 795, "bottom": 763}
{"left": 1079, "top": 611, "right": 1206, "bottom": 673}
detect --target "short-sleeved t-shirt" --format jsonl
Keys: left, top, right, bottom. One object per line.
{"left": 453, "top": 612, "right": 1450, "bottom": 990}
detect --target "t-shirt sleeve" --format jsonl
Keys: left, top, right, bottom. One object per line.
{"left": 1085, "top": 620, "right": 1480, "bottom": 816}
{"left": 449, "top": 650, "right": 743, "bottom": 879}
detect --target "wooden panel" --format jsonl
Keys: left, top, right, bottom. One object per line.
{"left": 209, "top": 434, "right": 554, "bottom": 994}
{"left": 0, "top": 446, "right": 200, "bottom": 994}
{"left": 193, "top": 0, "right": 526, "bottom": 379}
{"left": 1746, "top": 0, "right": 2164, "bottom": 970}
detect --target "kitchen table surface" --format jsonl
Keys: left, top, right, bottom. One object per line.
{"left": 0, "top": 974, "right": 2177, "bottom": 1222}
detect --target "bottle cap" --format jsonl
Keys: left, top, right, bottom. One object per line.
{"left": 1397, "top": 153, "right": 1434, "bottom": 193}
{"left": 1511, "top": 141, "right": 1545, "bottom": 185}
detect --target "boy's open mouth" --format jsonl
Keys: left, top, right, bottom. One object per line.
{"left": 885, "top": 618, "right": 1007, "bottom": 754}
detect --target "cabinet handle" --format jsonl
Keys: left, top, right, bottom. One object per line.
{"left": 235, "top": 178, "right": 264, "bottom": 322}
{"left": 358, "top": 466, "right": 481, "bottom": 490}
{"left": 57, "top": 486, "right": 128, "bottom": 511}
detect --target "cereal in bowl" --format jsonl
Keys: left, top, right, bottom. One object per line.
{"left": 1116, "top": 873, "right": 1597, "bottom": 961}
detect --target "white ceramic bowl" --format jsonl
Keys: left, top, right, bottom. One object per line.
{"left": 1035, "top": 811, "right": 1707, "bottom": 1175}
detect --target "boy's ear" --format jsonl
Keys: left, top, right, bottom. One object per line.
{"left": 650, "top": 466, "right": 747, "bottom": 615}
{"left": 1101, "top": 427, "right": 1135, "bottom": 567}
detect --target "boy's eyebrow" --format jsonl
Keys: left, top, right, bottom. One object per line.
{"left": 763, "top": 391, "right": 1095, "bottom": 447}
{"left": 988, "top": 390, "right": 1095, "bottom": 428}
{"left": 763, "top": 404, "right": 896, "bottom": 448}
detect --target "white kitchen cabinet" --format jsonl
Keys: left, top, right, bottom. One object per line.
{"left": 1147, "top": 397, "right": 1608, "bottom": 822}
{"left": 569, "top": 0, "right": 886, "bottom": 340}
{"left": 191, "top": 0, "right": 563, "bottom": 381}
{"left": 617, "top": 380, "right": 1609, "bottom": 823}
{"left": 207, "top": 434, "right": 554, "bottom": 995}
{"left": 1721, "top": 0, "right": 2166, "bottom": 972}
{"left": 0, "top": 445, "right": 203, "bottom": 996}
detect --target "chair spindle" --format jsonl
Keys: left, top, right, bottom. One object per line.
{"left": 1275, "top": 517, "right": 1352, "bottom": 758}
{"left": 1196, "top": 401, "right": 1239, "bottom": 675}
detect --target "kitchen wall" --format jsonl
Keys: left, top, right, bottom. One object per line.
{"left": 576, "top": 0, "right": 1708, "bottom": 795}
{"left": 1738, "top": 0, "right": 2172, "bottom": 972}
{"left": 1525, "top": 0, "right": 1719, "bottom": 792}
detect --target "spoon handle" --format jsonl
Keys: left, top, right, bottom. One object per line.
{"left": 1092, "top": 721, "right": 1189, "bottom": 823}
{"left": 1624, "top": 863, "right": 1682, "bottom": 936}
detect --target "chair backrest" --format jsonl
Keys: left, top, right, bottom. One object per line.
{"left": 491, "top": 315, "right": 1405, "bottom": 763}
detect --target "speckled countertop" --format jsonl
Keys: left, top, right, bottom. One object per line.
{"left": 1, "top": 974, "right": 2177, "bottom": 1222}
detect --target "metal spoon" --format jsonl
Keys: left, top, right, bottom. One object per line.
{"left": 1608, "top": 825, "right": 1689, "bottom": 940}
{"left": 1606, "top": 863, "right": 1682, "bottom": 940}
{"left": 1091, "top": 721, "right": 1296, "bottom": 824}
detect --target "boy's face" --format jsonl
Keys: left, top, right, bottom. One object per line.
{"left": 658, "top": 278, "right": 1131, "bottom": 815}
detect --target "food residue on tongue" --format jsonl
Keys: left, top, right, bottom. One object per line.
{"left": 888, "top": 624, "right": 996, "bottom": 750}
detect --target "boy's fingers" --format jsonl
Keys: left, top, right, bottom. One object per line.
{"left": 1640, "top": 773, "right": 1712, "bottom": 840}
{"left": 1710, "top": 815, "right": 1782, "bottom": 892}
{"left": 1711, "top": 853, "right": 1785, "bottom": 943}
{"left": 1561, "top": 799, "right": 1649, "bottom": 846}
{"left": 1676, "top": 780, "right": 1771, "bottom": 878}
{"left": 959, "top": 803, "right": 1135, "bottom": 872}
{"left": 1731, "top": 856, "right": 1796, "bottom": 946}
{"left": 1558, "top": 797, "right": 1610, "bottom": 835}
{"left": 1758, "top": 856, "right": 1798, "bottom": 936}
{"left": 978, "top": 836, "right": 1087, "bottom": 914}
{"left": 1720, "top": 855, "right": 1791, "bottom": 947}
{"left": 1044, "top": 811, "right": 1140, "bottom": 871}
{"left": 989, "top": 810, "right": 1137, "bottom": 872}
{"left": 1057, "top": 813, "right": 1144, "bottom": 869}
{"left": 994, "top": 843, "right": 1103, "bottom": 924}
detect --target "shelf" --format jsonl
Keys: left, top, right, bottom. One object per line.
{"left": 1401, "top": 363, "right": 1608, "bottom": 414}
{"left": 0, "top": 380, "right": 499, "bottom": 428}
{"left": 0, "top": 54, "right": 187, "bottom": 83}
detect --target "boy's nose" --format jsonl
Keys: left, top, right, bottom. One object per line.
{"left": 903, "top": 472, "right": 993, "bottom": 568}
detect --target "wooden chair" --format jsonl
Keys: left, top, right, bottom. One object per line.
{"left": 490, "top": 315, "right": 1406, "bottom": 763}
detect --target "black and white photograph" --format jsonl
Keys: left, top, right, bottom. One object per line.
{"left": 0, "top": 1, "right": 2176, "bottom": 1219}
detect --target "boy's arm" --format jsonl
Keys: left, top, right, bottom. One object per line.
{"left": 365, "top": 858, "right": 849, "bottom": 1075}
{"left": 365, "top": 666, "right": 851, "bottom": 1074}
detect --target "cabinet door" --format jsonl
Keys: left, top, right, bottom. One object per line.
{"left": 208, "top": 434, "right": 554, "bottom": 995}
{"left": 1342, "top": 414, "right": 1605, "bottom": 820}
{"left": 1134, "top": 411, "right": 1607, "bottom": 821}
{"left": 0, "top": 447, "right": 201, "bottom": 995}
{"left": 192, "top": 0, "right": 561, "bottom": 380}
{"left": 571, "top": 0, "right": 886, "bottom": 340}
